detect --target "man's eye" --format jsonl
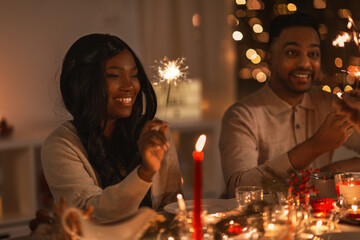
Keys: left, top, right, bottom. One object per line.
{"left": 286, "top": 50, "right": 296, "bottom": 56}
{"left": 310, "top": 52, "right": 320, "bottom": 58}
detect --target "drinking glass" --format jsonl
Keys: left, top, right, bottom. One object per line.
{"left": 310, "top": 172, "right": 337, "bottom": 199}
{"left": 235, "top": 186, "right": 263, "bottom": 210}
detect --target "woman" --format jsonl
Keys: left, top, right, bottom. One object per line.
{"left": 41, "top": 33, "right": 183, "bottom": 223}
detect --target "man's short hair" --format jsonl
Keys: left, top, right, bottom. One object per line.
{"left": 268, "top": 12, "right": 320, "bottom": 47}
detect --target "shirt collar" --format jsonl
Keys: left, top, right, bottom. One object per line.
{"left": 260, "top": 83, "right": 315, "bottom": 116}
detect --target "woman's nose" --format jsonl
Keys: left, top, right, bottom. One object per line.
{"left": 119, "top": 78, "right": 134, "bottom": 91}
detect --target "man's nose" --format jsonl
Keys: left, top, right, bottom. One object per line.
{"left": 296, "top": 54, "right": 311, "bottom": 69}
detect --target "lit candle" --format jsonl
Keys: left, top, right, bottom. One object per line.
{"left": 193, "top": 134, "right": 206, "bottom": 240}
{"left": 347, "top": 205, "right": 360, "bottom": 220}
{"left": 309, "top": 220, "right": 329, "bottom": 236}
{"left": 177, "top": 194, "right": 186, "bottom": 212}
{"left": 338, "top": 181, "right": 360, "bottom": 204}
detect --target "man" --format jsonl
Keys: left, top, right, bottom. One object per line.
{"left": 219, "top": 12, "right": 360, "bottom": 197}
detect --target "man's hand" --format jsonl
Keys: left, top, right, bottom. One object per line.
{"left": 333, "top": 90, "right": 360, "bottom": 132}
{"left": 310, "top": 112, "right": 354, "bottom": 152}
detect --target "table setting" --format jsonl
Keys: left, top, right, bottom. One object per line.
{"left": 28, "top": 134, "right": 360, "bottom": 240}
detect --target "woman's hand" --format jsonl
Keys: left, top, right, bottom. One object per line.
{"left": 137, "top": 120, "right": 170, "bottom": 182}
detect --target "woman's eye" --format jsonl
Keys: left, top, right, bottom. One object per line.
{"left": 131, "top": 74, "right": 139, "bottom": 78}
{"left": 106, "top": 73, "right": 120, "bottom": 78}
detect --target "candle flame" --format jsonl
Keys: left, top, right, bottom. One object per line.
{"left": 332, "top": 32, "right": 351, "bottom": 47}
{"left": 195, "top": 134, "right": 207, "bottom": 152}
{"left": 316, "top": 220, "right": 322, "bottom": 228}
{"left": 352, "top": 205, "right": 358, "bottom": 212}
{"left": 177, "top": 193, "right": 183, "bottom": 201}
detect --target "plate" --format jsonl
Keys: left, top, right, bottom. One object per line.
{"left": 164, "top": 198, "right": 238, "bottom": 214}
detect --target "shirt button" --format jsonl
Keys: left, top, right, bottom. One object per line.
{"left": 296, "top": 124, "right": 300, "bottom": 129}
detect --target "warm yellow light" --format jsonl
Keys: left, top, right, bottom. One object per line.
{"left": 256, "top": 71, "right": 267, "bottom": 82}
{"left": 287, "top": 3, "right": 297, "bottom": 11}
{"left": 344, "top": 85, "right": 354, "bottom": 92}
{"left": 251, "top": 55, "right": 261, "bottom": 64}
{"left": 232, "top": 31, "right": 243, "bottom": 41}
{"left": 236, "top": 0, "right": 246, "bottom": 5}
{"left": 253, "top": 24, "right": 263, "bottom": 33}
{"left": 322, "top": 85, "right": 331, "bottom": 93}
{"left": 334, "top": 57, "right": 343, "bottom": 68}
{"left": 195, "top": 134, "right": 206, "bottom": 152}
{"left": 192, "top": 13, "right": 201, "bottom": 27}
{"left": 246, "top": 49, "right": 257, "bottom": 60}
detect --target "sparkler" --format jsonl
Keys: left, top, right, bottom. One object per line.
{"left": 152, "top": 57, "right": 189, "bottom": 119}
{"left": 332, "top": 16, "right": 360, "bottom": 90}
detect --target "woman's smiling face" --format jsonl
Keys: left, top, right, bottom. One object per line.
{"left": 104, "top": 49, "right": 140, "bottom": 120}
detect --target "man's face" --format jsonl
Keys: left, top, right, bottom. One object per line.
{"left": 268, "top": 26, "right": 321, "bottom": 99}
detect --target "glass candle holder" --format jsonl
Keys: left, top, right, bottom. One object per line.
{"left": 310, "top": 198, "right": 335, "bottom": 218}
{"left": 334, "top": 172, "right": 360, "bottom": 205}
{"left": 235, "top": 186, "right": 263, "bottom": 210}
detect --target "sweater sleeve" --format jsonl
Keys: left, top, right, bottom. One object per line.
{"left": 219, "top": 105, "right": 294, "bottom": 198}
{"left": 41, "top": 123, "right": 152, "bottom": 223}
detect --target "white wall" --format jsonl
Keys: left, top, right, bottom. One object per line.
{"left": 0, "top": 0, "right": 143, "bottom": 131}
{"left": 0, "top": 0, "right": 236, "bottom": 198}
{"left": 0, "top": 0, "right": 236, "bottom": 132}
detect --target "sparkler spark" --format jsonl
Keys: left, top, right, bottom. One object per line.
{"left": 151, "top": 57, "right": 189, "bottom": 119}
{"left": 332, "top": 16, "right": 360, "bottom": 91}
{"left": 152, "top": 57, "right": 189, "bottom": 85}
{"left": 332, "top": 32, "right": 351, "bottom": 47}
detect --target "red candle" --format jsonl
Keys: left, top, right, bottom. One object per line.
{"left": 193, "top": 134, "right": 206, "bottom": 240}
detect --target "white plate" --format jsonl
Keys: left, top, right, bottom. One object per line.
{"left": 164, "top": 198, "right": 238, "bottom": 214}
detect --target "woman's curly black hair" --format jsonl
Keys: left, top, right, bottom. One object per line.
{"left": 60, "top": 33, "right": 157, "bottom": 187}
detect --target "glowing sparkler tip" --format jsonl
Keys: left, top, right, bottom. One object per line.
{"left": 151, "top": 57, "right": 189, "bottom": 85}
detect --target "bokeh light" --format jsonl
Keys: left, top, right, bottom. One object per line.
{"left": 334, "top": 57, "right": 343, "bottom": 68}
{"left": 236, "top": 0, "right": 246, "bottom": 5}
{"left": 246, "top": 49, "right": 257, "bottom": 60}
{"left": 253, "top": 24, "right": 263, "bottom": 33}
{"left": 322, "top": 85, "right": 331, "bottom": 93}
{"left": 232, "top": 31, "right": 244, "bottom": 41}
{"left": 192, "top": 13, "right": 201, "bottom": 27}
{"left": 344, "top": 85, "right": 353, "bottom": 92}
{"left": 287, "top": 3, "right": 297, "bottom": 12}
